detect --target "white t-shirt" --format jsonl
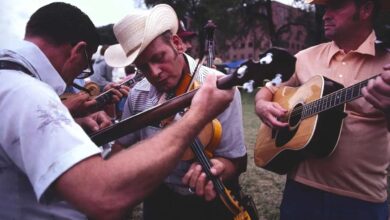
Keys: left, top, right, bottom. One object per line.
{"left": 0, "top": 40, "right": 100, "bottom": 219}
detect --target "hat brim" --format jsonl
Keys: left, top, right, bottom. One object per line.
{"left": 105, "top": 4, "right": 178, "bottom": 68}
{"left": 306, "top": 0, "right": 390, "bottom": 11}
{"left": 104, "top": 44, "right": 140, "bottom": 68}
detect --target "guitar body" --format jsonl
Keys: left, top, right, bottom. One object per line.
{"left": 255, "top": 75, "right": 346, "bottom": 174}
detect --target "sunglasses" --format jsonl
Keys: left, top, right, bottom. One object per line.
{"left": 77, "top": 48, "right": 94, "bottom": 79}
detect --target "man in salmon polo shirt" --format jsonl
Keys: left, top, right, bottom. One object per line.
{"left": 255, "top": 0, "right": 390, "bottom": 219}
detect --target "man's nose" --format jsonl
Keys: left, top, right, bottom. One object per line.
{"left": 323, "top": 9, "right": 332, "bottom": 21}
{"left": 149, "top": 64, "right": 161, "bottom": 78}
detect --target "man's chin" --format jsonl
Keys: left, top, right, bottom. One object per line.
{"left": 156, "top": 84, "right": 172, "bottom": 93}
{"left": 324, "top": 31, "right": 335, "bottom": 40}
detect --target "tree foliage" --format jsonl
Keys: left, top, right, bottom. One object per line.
{"left": 143, "top": 0, "right": 278, "bottom": 56}
{"left": 142, "top": 0, "right": 389, "bottom": 58}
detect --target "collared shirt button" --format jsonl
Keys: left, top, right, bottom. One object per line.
{"left": 339, "top": 74, "right": 343, "bottom": 78}
{"left": 342, "top": 62, "right": 346, "bottom": 65}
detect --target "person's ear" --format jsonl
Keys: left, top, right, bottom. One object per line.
{"left": 359, "top": 1, "right": 374, "bottom": 20}
{"left": 70, "top": 41, "right": 87, "bottom": 61}
{"left": 171, "top": 35, "right": 185, "bottom": 54}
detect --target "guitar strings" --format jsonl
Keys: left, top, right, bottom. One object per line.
{"left": 285, "top": 78, "right": 371, "bottom": 120}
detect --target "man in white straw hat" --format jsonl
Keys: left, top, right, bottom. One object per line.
{"left": 0, "top": 2, "right": 235, "bottom": 219}
{"left": 255, "top": 0, "right": 390, "bottom": 219}
{"left": 106, "top": 4, "right": 247, "bottom": 220}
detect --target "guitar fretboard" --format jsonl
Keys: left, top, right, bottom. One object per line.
{"left": 294, "top": 75, "right": 378, "bottom": 119}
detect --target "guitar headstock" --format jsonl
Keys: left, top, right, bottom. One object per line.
{"left": 217, "top": 48, "right": 296, "bottom": 90}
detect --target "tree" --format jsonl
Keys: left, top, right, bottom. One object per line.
{"left": 143, "top": 0, "right": 273, "bottom": 57}
{"left": 143, "top": 0, "right": 318, "bottom": 58}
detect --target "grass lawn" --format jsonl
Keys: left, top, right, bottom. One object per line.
{"left": 239, "top": 90, "right": 285, "bottom": 220}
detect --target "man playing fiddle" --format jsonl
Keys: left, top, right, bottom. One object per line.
{"left": 0, "top": 3, "right": 235, "bottom": 219}
{"left": 105, "top": 4, "right": 247, "bottom": 220}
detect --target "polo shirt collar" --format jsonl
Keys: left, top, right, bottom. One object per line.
{"left": 327, "top": 31, "right": 376, "bottom": 67}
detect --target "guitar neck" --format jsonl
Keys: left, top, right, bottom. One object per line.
{"left": 190, "top": 138, "right": 242, "bottom": 216}
{"left": 300, "top": 75, "right": 378, "bottom": 119}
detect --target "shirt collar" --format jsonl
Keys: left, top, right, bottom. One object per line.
{"left": 0, "top": 40, "right": 67, "bottom": 95}
{"left": 185, "top": 53, "right": 197, "bottom": 75}
{"left": 327, "top": 31, "right": 377, "bottom": 67}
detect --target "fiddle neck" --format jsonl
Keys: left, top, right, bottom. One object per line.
{"left": 173, "top": 71, "right": 193, "bottom": 97}
{"left": 171, "top": 59, "right": 193, "bottom": 97}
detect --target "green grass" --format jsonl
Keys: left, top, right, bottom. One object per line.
{"left": 239, "top": 90, "right": 285, "bottom": 220}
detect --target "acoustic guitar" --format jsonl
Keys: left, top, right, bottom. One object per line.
{"left": 255, "top": 74, "right": 382, "bottom": 174}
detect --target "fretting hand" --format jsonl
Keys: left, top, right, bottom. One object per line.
{"left": 182, "top": 159, "right": 225, "bottom": 201}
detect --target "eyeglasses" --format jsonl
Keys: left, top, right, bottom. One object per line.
{"left": 77, "top": 48, "right": 94, "bottom": 79}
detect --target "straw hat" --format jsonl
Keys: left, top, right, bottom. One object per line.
{"left": 105, "top": 4, "right": 178, "bottom": 67}
{"left": 305, "top": 0, "right": 390, "bottom": 11}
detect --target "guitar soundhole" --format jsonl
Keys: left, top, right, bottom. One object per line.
{"left": 289, "top": 103, "right": 303, "bottom": 129}
{"left": 275, "top": 103, "right": 302, "bottom": 147}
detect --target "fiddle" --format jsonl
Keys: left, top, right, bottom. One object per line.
{"left": 159, "top": 67, "right": 222, "bottom": 160}
{"left": 173, "top": 71, "right": 252, "bottom": 219}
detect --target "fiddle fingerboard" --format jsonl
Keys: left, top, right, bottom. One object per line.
{"left": 190, "top": 138, "right": 240, "bottom": 215}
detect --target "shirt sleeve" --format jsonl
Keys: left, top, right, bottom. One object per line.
{"left": 214, "top": 89, "right": 247, "bottom": 158}
{"left": 3, "top": 81, "right": 100, "bottom": 202}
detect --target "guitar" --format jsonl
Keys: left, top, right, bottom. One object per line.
{"left": 254, "top": 74, "right": 381, "bottom": 174}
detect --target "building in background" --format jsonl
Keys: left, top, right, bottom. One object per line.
{"left": 222, "top": 1, "right": 315, "bottom": 62}
{"left": 190, "top": 1, "right": 316, "bottom": 64}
